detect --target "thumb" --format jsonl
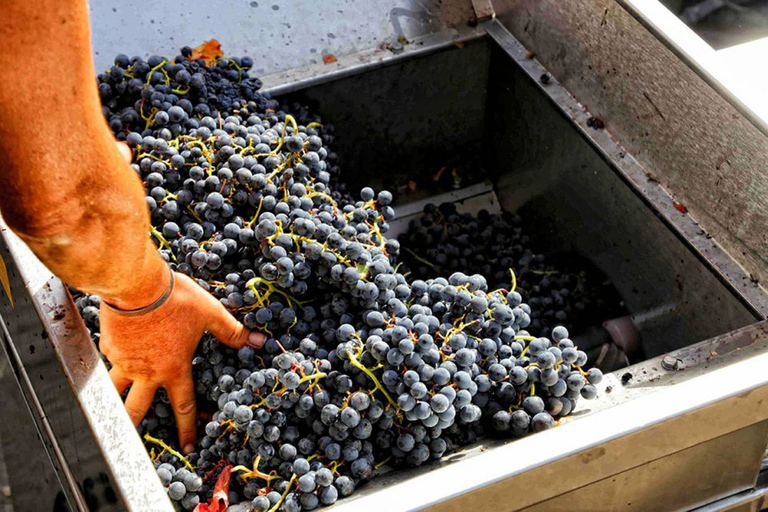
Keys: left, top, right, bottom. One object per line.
{"left": 205, "top": 297, "right": 265, "bottom": 350}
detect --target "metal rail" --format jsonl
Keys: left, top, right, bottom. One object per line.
{"left": 0, "top": 224, "right": 172, "bottom": 511}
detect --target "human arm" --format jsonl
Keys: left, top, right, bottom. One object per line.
{"left": 0, "top": 0, "right": 264, "bottom": 452}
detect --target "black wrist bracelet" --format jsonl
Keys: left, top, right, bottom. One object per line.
{"left": 102, "top": 269, "right": 175, "bottom": 316}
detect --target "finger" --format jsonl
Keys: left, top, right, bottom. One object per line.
{"left": 109, "top": 367, "right": 132, "bottom": 396}
{"left": 205, "top": 297, "right": 265, "bottom": 350}
{"left": 166, "top": 376, "right": 197, "bottom": 454}
{"left": 124, "top": 381, "right": 157, "bottom": 426}
{"left": 115, "top": 140, "right": 132, "bottom": 163}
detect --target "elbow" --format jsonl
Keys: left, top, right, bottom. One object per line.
{"left": 0, "top": 198, "right": 75, "bottom": 246}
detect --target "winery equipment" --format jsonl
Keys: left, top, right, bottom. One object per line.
{"left": 3, "top": 1, "right": 768, "bottom": 510}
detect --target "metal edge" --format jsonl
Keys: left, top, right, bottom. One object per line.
{"left": 0, "top": 224, "right": 172, "bottom": 511}
{"left": 0, "top": 316, "right": 87, "bottom": 510}
{"left": 692, "top": 475, "right": 768, "bottom": 511}
{"left": 615, "top": 0, "right": 768, "bottom": 140}
{"left": 482, "top": 18, "right": 768, "bottom": 319}
{"left": 261, "top": 25, "right": 486, "bottom": 96}
{"left": 386, "top": 183, "right": 499, "bottom": 239}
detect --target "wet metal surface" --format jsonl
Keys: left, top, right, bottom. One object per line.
{"left": 88, "top": 0, "right": 475, "bottom": 75}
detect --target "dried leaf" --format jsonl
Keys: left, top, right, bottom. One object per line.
{"left": 0, "top": 254, "right": 13, "bottom": 307}
{"left": 194, "top": 466, "right": 232, "bottom": 512}
{"left": 322, "top": 54, "right": 338, "bottom": 64}
{"left": 189, "top": 40, "right": 224, "bottom": 66}
{"left": 673, "top": 201, "right": 687, "bottom": 214}
{"left": 453, "top": 41, "right": 466, "bottom": 49}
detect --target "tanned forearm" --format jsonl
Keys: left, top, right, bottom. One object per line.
{"left": 0, "top": 0, "right": 166, "bottom": 308}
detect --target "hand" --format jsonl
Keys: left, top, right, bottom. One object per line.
{"left": 100, "top": 271, "right": 266, "bottom": 453}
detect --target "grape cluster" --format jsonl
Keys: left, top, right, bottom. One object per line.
{"left": 398, "top": 203, "right": 626, "bottom": 339}
{"left": 75, "top": 47, "right": 603, "bottom": 511}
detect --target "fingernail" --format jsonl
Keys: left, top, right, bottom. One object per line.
{"left": 183, "top": 443, "right": 195, "bottom": 454}
{"left": 247, "top": 331, "right": 266, "bottom": 349}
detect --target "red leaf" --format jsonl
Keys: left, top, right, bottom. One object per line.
{"left": 189, "top": 40, "right": 224, "bottom": 66}
{"left": 323, "top": 54, "right": 338, "bottom": 64}
{"left": 194, "top": 465, "right": 232, "bottom": 512}
{"left": 673, "top": 201, "right": 687, "bottom": 214}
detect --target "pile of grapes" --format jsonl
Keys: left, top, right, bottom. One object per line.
{"left": 75, "top": 47, "right": 603, "bottom": 511}
{"left": 398, "top": 203, "right": 627, "bottom": 340}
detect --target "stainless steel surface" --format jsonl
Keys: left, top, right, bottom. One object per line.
{"left": 0, "top": 321, "right": 65, "bottom": 511}
{"left": 0, "top": 313, "right": 88, "bottom": 510}
{"left": 0, "top": 223, "right": 172, "bottom": 511}
{"left": 273, "top": 37, "right": 491, "bottom": 197}
{"left": 489, "top": 0, "right": 768, "bottom": 294}
{"left": 261, "top": 25, "right": 485, "bottom": 95}
{"left": 515, "top": 422, "right": 767, "bottom": 512}
{"left": 483, "top": 19, "right": 760, "bottom": 355}
{"left": 0, "top": 441, "right": 12, "bottom": 512}
{"left": 483, "top": 17, "right": 768, "bottom": 320}
{"left": 693, "top": 475, "right": 768, "bottom": 512}
{"left": 88, "top": 0, "right": 475, "bottom": 75}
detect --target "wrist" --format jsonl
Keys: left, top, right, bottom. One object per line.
{"left": 105, "top": 248, "right": 171, "bottom": 310}
{"left": 103, "top": 270, "right": 174, "bottom": 315}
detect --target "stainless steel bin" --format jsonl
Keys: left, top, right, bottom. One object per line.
{"left": 3, "top": 4, "right": 768, "bottom": 511}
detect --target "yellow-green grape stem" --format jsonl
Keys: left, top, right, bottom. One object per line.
{"left": 136, "top": 152, "right": 168, "bottom": 163}
{"left": 233, "top": 455, "right": 278, "bottom": 483}
{"left": 268, "top": 473, "right": 297, "bottom": 512}
{"left": 402, "top": 247, "right": 435, "bottom": 268}
{"left": 220, "top": 57, "right": 244, "bottom": 83}
{"left": 143, "top": 433, "right": 194, "bottom": 472}
{"left": 299, "top": 372, "right": 327, "bottom": 385}
{"left": 143, "top": 107, "right": 159, "bottom": 130}
{"left": 145, "top": 59, "right": 168, "bottom": 87}
{"left": 509, "top": 268, "right": 517, "bottom": 292}
{"left": 250, "top": 396, "right": 268, "bottom": 410}
{"left": 284, "top": 114, "right": 299, "bottom": 135}
{"left": 150, "top": 225, "right": 173, "bottom": 252}
{"left": 346, "top": 347, "right": 399, "bottom": 411}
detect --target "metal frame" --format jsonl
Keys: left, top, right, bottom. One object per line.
{"left": 0, "top": 225, "right": 172, "bottom": 511}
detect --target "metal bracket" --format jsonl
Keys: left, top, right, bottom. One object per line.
{"left": 471, "top": 0, "right": 495, "bottom": 21}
